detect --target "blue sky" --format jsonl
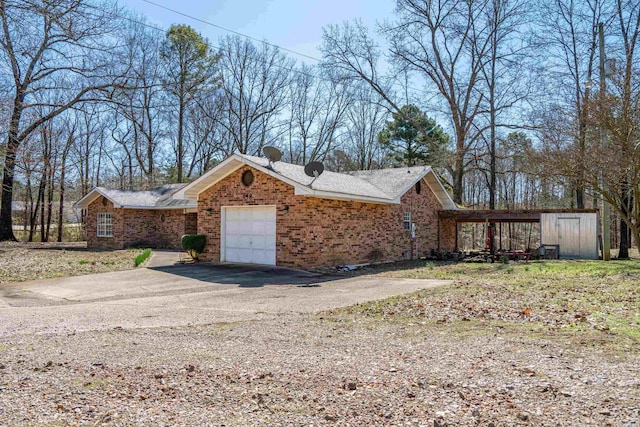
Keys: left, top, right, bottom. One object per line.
{"left": 119, "top": 0, "right": 394, "bottom": 62}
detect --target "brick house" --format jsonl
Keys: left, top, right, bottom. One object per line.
{"left": 75, "top": 184, "right": 197, "bottom": 249}
{"left": 175, "top": 154, "right": 457, "bottom": 270}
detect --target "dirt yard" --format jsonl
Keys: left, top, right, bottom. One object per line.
{"left": 0, "top": 242, "right": 144, "bottom": 283}
{"left": 0, "top": 247, "right": 638, "bottom": 425}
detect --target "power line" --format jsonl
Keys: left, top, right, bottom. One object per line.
{"left": 137, "top": 1, "right": 427, "bottom": 99}
{"left": 82, "top": 3, "right": 327, "bottom": 83}
{"left": 141, "top": 0, "right": 323, "bottom": 63}
{"left": 88, "top": 2, "right": 415, "bottom": 107}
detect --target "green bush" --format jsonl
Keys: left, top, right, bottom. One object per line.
{"left": 135, "top": 248, "right": 152, "bottom": 267}
{"left": 181, "top": 234, "right": 206, "bottom": 261}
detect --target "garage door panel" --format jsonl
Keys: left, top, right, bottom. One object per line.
{"left": 265, "top": 221, "right": 276, "bottom": 235}
{"left": 226, "top": 221, "right": 239, "bottom": 235}
{"left": 235, "top": 235, "right": 252, "bottom": 248}
{"left": 223, "top": 206, "right": 276, "bottom": 265}
{"left": 265, "top": 234, "right": 276, "bottom": 247}
{"left": 251, "top": 221, "right": 269, "bottom": 235}
{"left": 252, "top": 236, "right": 271, "bottom": 250}
{"left": 226, "top": 248, "right": 241, "bottom": 262}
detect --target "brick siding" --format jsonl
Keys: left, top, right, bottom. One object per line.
{"left": 197, "top": 166, "right": 448, "bottom": 270}
{"left": 438, "top": 217, "right": 457, "bottom": 251}
{"left": 86, "top": 195, "right": 194, "bottom": 249}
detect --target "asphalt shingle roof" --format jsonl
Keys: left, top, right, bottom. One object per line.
{"left": 97, "top": 184, "right": 196, "bottom": 209}
{"left": 237, "top": 154, "right": 430, "bottom": 201}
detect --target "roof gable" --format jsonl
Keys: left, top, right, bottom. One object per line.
{"left": 177, "top": 154, "right": 457, "bottom": 209}
{"left": 75, "top": 184, "right": 197, "bottom": 210}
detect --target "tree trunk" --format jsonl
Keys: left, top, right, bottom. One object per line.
{"left": 452, "top": 128, "right": 465, "bottom": 205}
{"left": 177, "top": 97, "right": 184, "bottom": 183}
{"left": 0, "top": 120, "right": 20, "bottom": 241}
{"left": 618, "top": 182, "right": 632, "bottom": 259}
{"left": 57, "top": 168, "right": 65, "bottom": 242}
{"left": 45, "top": 167, "right": 54, "bottom": 242}
{"left": 37, "top": 172, "right": 46, "bottom": 242}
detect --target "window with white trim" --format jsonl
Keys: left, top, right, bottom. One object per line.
{"left": 97, "top": 213, "right": 113, "bottom": 237}
{"left": 403, "top": 212, "right": 411, "bottom": 230}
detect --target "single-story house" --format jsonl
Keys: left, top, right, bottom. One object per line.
{"left": 75, "top": 184, "right": 197, "bottom": 249}
{"left": 175, "top": 154, "right": 457, "bottom": 269}
{"left": 77, "top": 154, "right": 458, "bottom": 268}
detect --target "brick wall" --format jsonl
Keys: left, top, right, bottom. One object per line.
{"left": 197, "top": 166, "right": 447, "bottom": 270}
{"left": 438, "top": 217, "right": 457, "bottom": 251}
{"left": 86, "top": 196, "right": 125, "bottom": 249}
{"left": 185, "top": 212, "right": 197, "bottom": 235}
{"left": 86, "top": 196, "right": 192, "bottom": 249}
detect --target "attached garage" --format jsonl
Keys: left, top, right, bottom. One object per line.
{"left": 221, "top": 205, "right": 276, "bottom": 265}
{"left": 176, "top": 153, "right": 457, "bottom": 270}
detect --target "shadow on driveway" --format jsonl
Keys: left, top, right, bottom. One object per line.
{"left": 148, "top": 262, "right": 339, "bottom": 288}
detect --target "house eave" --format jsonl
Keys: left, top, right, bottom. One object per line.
{"left": 74, "top": 188, "right": 117, "bottom": 209}
{"left": 294, "top": 186, "right": 398, "bottom": 204}
{"left": 177, "top": 154, "right": 401, "bottom": 205}
{"left": 119, "top": 205, "right": 197, "bottom": 210}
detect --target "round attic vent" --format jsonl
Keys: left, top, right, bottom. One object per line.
{"left": 242, "top": 170, "right": 254, "bottom": 187}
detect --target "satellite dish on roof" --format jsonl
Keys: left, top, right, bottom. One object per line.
{"left": 263, "top": 146, "right": 282, "bottom": 162}
{"left": 304, "top": 161, "right": 324, "bottom": 187}
{"left": 263, "top": 146, "right": 282, "bottom": 171}
{"left": 304, "top": 161, "right": 324, "bottom": 178}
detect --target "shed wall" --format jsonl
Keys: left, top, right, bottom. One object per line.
{"left": 540, "top": 212, "right": 598, "bottom": 259}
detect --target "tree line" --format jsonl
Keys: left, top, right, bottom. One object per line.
{"left": 0, "top": 0, "right": 639, "bottom": 254}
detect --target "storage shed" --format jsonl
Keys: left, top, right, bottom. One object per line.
{"left": 439, "top": 208, "right": 600, "bottom": 259}
{"left": 540, "top": 211, "right": 599, "bottom": 259}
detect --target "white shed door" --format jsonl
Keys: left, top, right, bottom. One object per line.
{"left": 558, "top": 217, "right": 581, "bottom": 258}
{"left": 222, "top": 206, "right": 276, "bottom": 265}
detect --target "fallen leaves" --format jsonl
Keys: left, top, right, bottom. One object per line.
{"left": 0, "top": 242, "right": 143, "bottom": 283}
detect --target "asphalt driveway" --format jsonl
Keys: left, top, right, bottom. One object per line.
{"left": 0, "top": 251, "right": 450, "bottom": 336}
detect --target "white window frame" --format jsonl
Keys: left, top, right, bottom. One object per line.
{"left": 97, "top": 213, "right": 113, "bottom": 237}
{"left": 403, "top": 212, "right": 411, "bottom": 230}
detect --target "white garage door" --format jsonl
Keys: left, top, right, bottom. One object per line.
{"left": 222, "top": 206, "right": 276, "bottom": 265}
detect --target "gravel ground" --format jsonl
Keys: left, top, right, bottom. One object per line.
{"left": 0, "top": 312, "right": 638, "bottom": 426}
{"left": 1, "top": 251, "right": 638, "bottom": 426}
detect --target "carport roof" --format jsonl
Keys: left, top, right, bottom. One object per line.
{"left": 176, "top": 154, "right": 457, "bottom": 208}
{"left": 75, "top": 184, "right": 197, "bottom": 210}
{"left": 439, "top": 208, "right": 599, "bottom": 223}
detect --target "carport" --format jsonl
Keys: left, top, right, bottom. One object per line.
{"left": 438, "top": 209, "right": 599, "bottom": 259}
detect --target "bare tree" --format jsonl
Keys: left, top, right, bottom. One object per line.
{"left": 608, "top": 0, "right": 640, "bottom": 257}
{"left": 536, "top": 0, "right": 610, "bottom": 208}
{"left": 384, "top": 0, "right": 496, "bottom": 204}
{"left": 287, "top": 65, "right": 352, "bottom": 164}
{"left": 342, "top": 83, "right": 389, "bottom": 170}
{"left": 111, "top": 16, "right": 168, "bottom": 186}
{"left": 217, "top": 36, "right": 293, "bottom": 155}
{"left": 470, "top": 0, "right": 532, "bottom": 211}
{"left": 321, "top": 20, "right": 400, "bottom": 114}
{"left": 184, "top": 95, "right": 227, "bottom": 178}
{"left": 0, "top": 0, "right": 126, "bottom": 241}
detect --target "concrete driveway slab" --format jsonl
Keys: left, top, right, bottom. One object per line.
{"left": 0, "top": 252, "right": 451, "bottom": 336}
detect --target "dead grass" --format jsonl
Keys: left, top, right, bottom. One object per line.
{"left": 330, "top": 259, "right": 640, "bottom": 354}
{"left": 0, "top": 242, "right": 145, "bottom": 283}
